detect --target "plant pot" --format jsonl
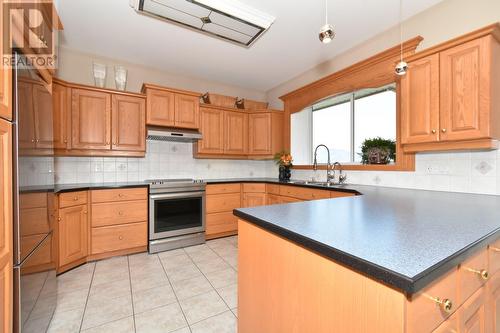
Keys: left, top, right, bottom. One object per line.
{"left": 367, "top": 147, "right": 390, "bottom": 165}
{"left": 279, "top": 165, "right": 291, "bottom": 181}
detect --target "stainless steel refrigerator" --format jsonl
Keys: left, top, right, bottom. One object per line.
{"left": 11, "top": 52, "right": 57, "bottom": 332}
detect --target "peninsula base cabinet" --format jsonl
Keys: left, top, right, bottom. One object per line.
{"left": 55, "top": 187, "right": 148, "bottom": 273}
{"left": 238, "top": 219, "right": 500, "bottom": 333}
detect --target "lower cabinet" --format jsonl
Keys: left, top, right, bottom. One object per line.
{"left": 460, "top": 287, "right": 487, "bottom": 333}
{"left": 58, "top": 204, "right": 88, "bottom": 267}
{"left": 487, "top": 273, "right": 500, "bottom": 333}
{"left": 91, "top": 222, "right": 147, "bottom": 255}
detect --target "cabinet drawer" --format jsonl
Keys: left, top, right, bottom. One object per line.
{"left": 206, "top": 193, "right": 241, "bottom": 214}
{"left": 59, "top": 191, "right": 88, "bottom": 208}
{"left": 91, "top": 187, "right": 148, "bottom": 203}
{"left": 91, "top": 200, "right": 147, "bottom": 227}
{"left": 206, "top": 212, "right": 238, "bottom": 235}
{"left": 406, "top": 268, "right": 458, "bottom": 333}
{"left": 206, "top": 183, "right": 241, "bottom": 195}
{"left": 266, "top": 194, "right": 282, "bottom": 205}
{"left": 459, "top": 287, "right": 487, "bottom": 333}
{"left": 20, "top": 207, "right": 49, "bottom": 236}
{"left": 459, "top": 247, "right": 489, "bottom": 304}
{"left": 280, "top": 196, "right": 302, "bottom": 203}
{"left": 279, "top": 186, "right": 330, "bottom": 200}
{"left": 489, "top": 238, "right": 500, "bottom": 276}
{"left": 432, "top": 313, "right": 458, "bottom": 333}
{"left": 20, "top": 192, "right": 47, "bottom": 209}
{"left": 242, "top": 183, "right": 266, "bottom": 193}
{"left": 91, "top": 222, "right": 147, "bottom": 254}
{"left": 266, "top": 184, "right": 280, "bottom": 195}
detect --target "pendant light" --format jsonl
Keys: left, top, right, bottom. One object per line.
{"left": 395, "top": 0, "right": 408, "bottom": 75}
{"left": 319, "top": 0, "right": 335, "bottom": 44}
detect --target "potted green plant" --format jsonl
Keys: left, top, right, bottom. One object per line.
{"left": 273, "top": 150, "right": 293, "bottom": 181}
{"left": 359, "top": 137, "right": 396, "bottom": 165}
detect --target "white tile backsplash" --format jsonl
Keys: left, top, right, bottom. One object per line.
{"left": 54, "top": 141, "right": 276, "bottom": 184}
{"left": 291, "top": 149, "right": 500, "bottom": 195}
{"left": 20, "top": 141, "right": 499, "bottom": 196}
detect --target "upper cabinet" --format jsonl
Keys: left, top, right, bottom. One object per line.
{"left": 142, "top": 84, "right": 200, "bottom": 130}
{"left": 195, "top": 104, "right": 283, "bottom": 160}
{"left": 401, "top": 24, "right": 500, "bottom": 152}
{"left": 54, "top": 79, "right": 146, "bottom": 157}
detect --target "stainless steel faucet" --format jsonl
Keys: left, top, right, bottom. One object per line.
{"left": 333, "top": 162, "right": 347, "bottom": 184}
{"left": 313, "top": 144, "right": 335, "bottom": 183}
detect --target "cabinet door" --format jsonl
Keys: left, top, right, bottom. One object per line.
{"left": 198, "top": 107, "right": 224, "bottom": 154}
{"left": 266, "top": 194, "right": 282, "bottom": 205}
{"left": 0, "top": 119, "right": 12, "bottom": 333}
{"left": 58, "top": 205, "right": 88, "bottom": 267}
{"left": 432, "top": 313, "right": 458, "bottom": 333}
{"left": 17, "top": 81, "right": 36, "bottom": 149}
{"left": 440, "top": 37, "right": 490, "bottom": 141}
{"left": 175, "top": 94, "right": 199, "bottom": 129}
{"left": 146, "top": 89, "right": 175, "bottom": 127}
{"left": 53, "top": 83, "right": 70, "bottom": 149}
{"left": 248, "top": 113, "right": 272, "bottom": 155}
{"left": 0, "top": 1, "right": 11, "bottom": 121}
{"left": 401, "top": 54, "right": 440, "bottom": 144}
{"left": 460, "top": 287, "right": 487, "bottom": 333}
{"left": 33, "top": 83, "right": 53, "bottom": 148}
{"left": 488, "top": 273, "right": 500, "bottom": 333}
{"left": 71, "top": 89, "right": 111, "bottom": 150}
{"left": 243, "top": 193, "right": 266, "bottom": 208}
{"left": 111, "top": 95, "right": 146, "bottom": 152}
{"left": 224, "top": 111, "right": 248, "bottom": 154}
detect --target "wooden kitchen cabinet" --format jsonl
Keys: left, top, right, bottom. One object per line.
{"left": 460, "top": 287, "right": 488, "bottom": 333}
{"left": 71, "top": 88, "right": 111, "bottom": 150}
{"left": 33, "top": 83, "right": 54, "bottom": 149}
{"left": 432, "top": 313, "right": 458, "bottom": 333}
{"left": 242, "top": 193, "right": 266, "bottom": 208}
{"left": 58, "top": 204, "right": 88, "bottom": 268}
{"left": 0, "top": 0, "right": 11, "bottom": 121}
{"left": 401, "top": 25, "right": 500, "bottom": 152}
{"left": 0, "top": 119, "right": 12, "bottom": 333}
{"left": 112, "top": 94, "right": 146, "bottom": 152}
{"left": 401, "top": 54, "right": 440, "bottom": 144}
{"left": 248, "top": 111, "right": 284, "bottom": 157}
{"left": 142, "top": 84, "right": 201, "bottom": 129}
{"left": 488, "top": 273, "right": 500, "bottom": 333}
{"left": 175, "top": 94, "right": 199, "bottom": 129}
{"left": 18, "top": 80, "right": 35, "bottom": 149}
{"left": 53, "top": 82, "right": 71, "bottom": 149}
{"left": 224, "top": 111, "right": 248, "bottom": 154}
{"left": 197, "top": 107, "right": 224, "bottom": 154}
{"left": 145, "top": 88, "right": 175, "bottom": 127}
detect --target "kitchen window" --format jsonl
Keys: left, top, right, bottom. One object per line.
{"left": 291, "top": 83, "right": 396, "bottom": 165}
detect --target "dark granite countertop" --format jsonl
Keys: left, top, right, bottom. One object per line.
{"left": 54, "top": 181, "right": 149, "bottom": 193}
{"left": 233, "top": 185, "right": 500, "bottom": 294}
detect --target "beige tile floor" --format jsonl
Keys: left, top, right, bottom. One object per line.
{"left": 29, "top": 236, "right": 238, "bottom": 333}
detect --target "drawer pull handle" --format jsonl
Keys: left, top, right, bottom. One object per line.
{"left": 431, "top": 129, "right": 436, "bottom": 134}
{"left": 466, "top": 268, "right": 489, "bottom": 280}
{"left": 431, "top": 297, "right": 453, "bottom": 314}
{"left": 490, "top": 246, "right": 500, "bottom": 252}
{"left": 73, "top": 197, "right": 78, "bottom": 201}
{"left": 118, "top": 211, "right": 123, "bottom": 216}
{"left": 118, "top": 193, "right": 124, "bottom": 198}
{"left": 119, "top": 235, "right": 123, "bottom": 240}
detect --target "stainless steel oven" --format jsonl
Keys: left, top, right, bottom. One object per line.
{"left": 148, "top": 179, "right": 206, "bottom": 253}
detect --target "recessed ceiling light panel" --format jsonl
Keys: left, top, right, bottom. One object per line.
{"left": 130, "top": 0, "right": 275, "bottom": 46}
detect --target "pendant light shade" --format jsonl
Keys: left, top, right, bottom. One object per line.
{"left": 319, "top": 0, "right": 334, "bottom": 44}
{"left": 395, "top": 0, "right": 407, "bottom": 75}
{"left": 319, "top": 23, "right": 335, "bottom": 43}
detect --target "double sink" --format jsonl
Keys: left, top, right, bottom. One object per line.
{"left": 287, "top": 180, "right": 348, "bottom": 188}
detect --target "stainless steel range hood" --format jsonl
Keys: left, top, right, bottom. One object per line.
{"left": 147, "top": 127, "right": 202, "bottom": 142}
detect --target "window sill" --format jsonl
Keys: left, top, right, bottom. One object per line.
{"left": 292, "top": 163, "right": 414, "bottom": 172}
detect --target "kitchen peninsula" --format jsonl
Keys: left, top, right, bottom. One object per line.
{"left": 234, "top": 186, "right": 500, "bottom": 333}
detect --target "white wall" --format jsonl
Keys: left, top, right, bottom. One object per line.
{"left": 57, "top": 47, "right": 267, "bottom": 101}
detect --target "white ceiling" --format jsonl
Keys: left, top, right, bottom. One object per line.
{"left": 57, "top": 0, "right": 443, "bottom": 92}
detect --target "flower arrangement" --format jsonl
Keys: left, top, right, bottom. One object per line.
{"left": 273, "top": 151, "right": 293, "bottom": 167}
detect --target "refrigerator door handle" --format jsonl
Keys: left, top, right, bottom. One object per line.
{"left": 12, "top": 51, "right": 21, "bottom": 265}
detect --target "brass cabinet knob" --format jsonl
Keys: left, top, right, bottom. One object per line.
{"left": 83, "top": 211, "right": 88, "bottom": 214}
{"left": 432, "top": 297, "right": 453, "bottom": 314}
{"left": 64, "top": 140, "right": 67, "bottom": 143}
{"left": 31, "top": 139, "right": 35, "bottom": 142}
{"left": 490, "top": 246, "right": 500, "bottom": 252}
{"left": 431, "top": 129, "right": 436, "bottom": 134}
{"left": 73, "top": 197, "right": 78, "bottom": 201}
{"left": 466, "top": 267, "right": 489, "bottom": 280}
{"left": 119, "top": 235, "right": 123, "bottom": 240}
{"left": 118, "top": 211, "right": 123, "bottom": 216}
{"left": 36, "top": 139, "right": 39, "bottom": 143}
{"left": 441, "top": 128, "right": 447, "bottom": 133}
{"left": 118, "top": 193, "right": 124, "bottom": 198}
{"left": 57, "top": 217, "right": 61, "bottom": 221}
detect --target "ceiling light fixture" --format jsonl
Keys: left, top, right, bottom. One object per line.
{"left": 395, "top": 0, "right": 408, "bottom": 75}
{"left": 319, "top": 0, "right": 334, "bottom": 44}
{"left": 130, "top": 0, "right": 275, "bottom": 47}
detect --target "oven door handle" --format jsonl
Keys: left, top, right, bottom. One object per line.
{"left": 150, "top": 192, "right": 206, "bottom": 200}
